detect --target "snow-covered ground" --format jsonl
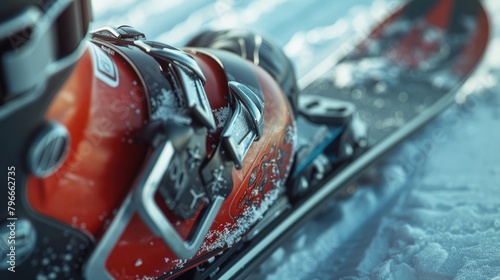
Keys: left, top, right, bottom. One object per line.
{"left": 93, "top": 1, "right": 500, "bottom": 279}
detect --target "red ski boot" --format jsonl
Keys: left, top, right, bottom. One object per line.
{"left": 0, "top": 4, "right": 297, "bottom": 276}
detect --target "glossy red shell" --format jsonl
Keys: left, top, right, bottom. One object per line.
{"left": 27, "top": 45, "right": 149, "bottom": 236}
{"left": 27, "top": 43, "right": 295, "bottom": 279}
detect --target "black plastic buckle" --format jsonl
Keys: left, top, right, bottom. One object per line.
{"left": 299, "top": 94, "right": 355, "bottom": 126}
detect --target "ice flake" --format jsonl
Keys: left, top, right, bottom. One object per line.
{"left": 172, "top": 258, "right": 187, "bottom": 268}
{"left": 150, "top": 88, "right": 191, "bottom": 125}
{"left": 199, "top": 188, "right": 280, "bottom": 253}
{"left": 413, "top": 243, "right": 449, "bottom": 276}
{"left": 213, "top": 106, "right": 230, "bottom": 128}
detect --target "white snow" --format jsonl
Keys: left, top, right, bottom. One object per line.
{"left": 213, "top": 106, "right": 231, "bottom": 128}
{"left": 199, "top": 188, "right": 281, "bottom": 253}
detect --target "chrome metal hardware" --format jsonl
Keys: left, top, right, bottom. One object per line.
{"left": 134, "top": 40, "right": 206, "bottom": 83}
{"left": 92, "top": 25, "right": 145, "bottom": 41}
{"left": 222, "top": 81, "right": 265, "bottom": 169}
{"left": 175, "top": 63, "right": 215, "bottom": 131}
{"left": 135, "top": 140, "right": 225, "bottom": 260}
{"left": 228, "top": 81, "right": 264, "bottom": 139}
{"left": 136, "top": 40, "right": 215, "bottom": 130}
{"left": 134, "top": 39, "right": 215, "bottom": 130}
{"left": 91, "top": 26, "right": 216, "bottom": 131}
{"left": 85, "top": 138, "right": 227, "bottom": 280}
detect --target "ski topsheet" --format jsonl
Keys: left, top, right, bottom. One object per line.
{"left": 184, "top": 0, "right": 490, "bottom": 279}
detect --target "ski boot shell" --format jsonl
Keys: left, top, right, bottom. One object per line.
{"left": 24, "top": 26, "right": 296, "bottom": 279}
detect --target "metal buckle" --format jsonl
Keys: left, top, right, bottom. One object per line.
{"left": 92, "top": 25, "right": 146, "bottom": 41}
{"left": 134, "top": 40, "right": 216, "bottom": 131}
{"left": 91, "top": 26, "right": 216, "bottom": 131}
{"left": 135, "top": 140, "right": 226, "bottom": 259}
{"left": 134, "top": 40, "right": 206, "bottom": 83}
{"left": 228, "top": 81, "right": 264, "bottom": 139}
{"left": 221, "top": 81, "right": 265, "bottom": 169}
{"left": 85, "top": 138, "right": 223, "bottom": 279}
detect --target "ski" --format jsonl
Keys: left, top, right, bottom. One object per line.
{"left": 178, "top": 0, "right": 490, "bottom": 279}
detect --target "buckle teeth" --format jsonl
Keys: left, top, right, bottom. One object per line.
{"left": 221, "top": 81, "right": 266, "bottom": 169}
{"left": 174, "top": 65, "right": 216, "bottom": 131}
{"left": 228, "top": 81, "right": 264, "bottom": 139}
{"left": 133, "top": 40, "right": 216, "bottom": 131}
{"left": 134, "top": 40, "right": 206, "bottom": 83}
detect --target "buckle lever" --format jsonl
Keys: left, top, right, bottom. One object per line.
{"left": 134, "top": 140, "right": 225, "bottom": 259}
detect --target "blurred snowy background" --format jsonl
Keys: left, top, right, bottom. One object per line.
{"left": 92, "top": 1, "right": 500, "bottom": 279}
